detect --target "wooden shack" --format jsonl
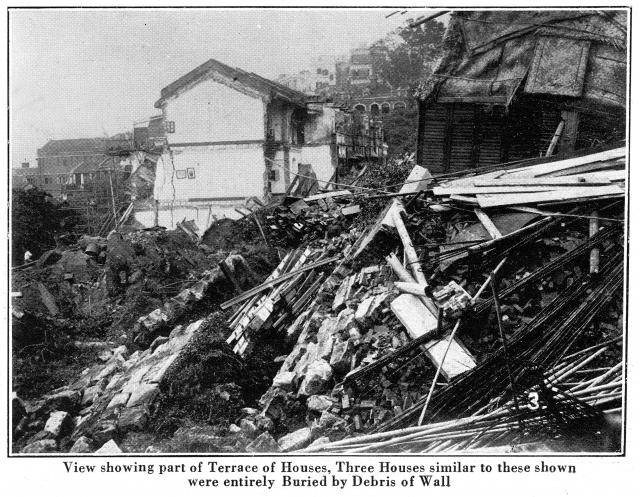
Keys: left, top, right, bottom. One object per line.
{"left": 416, "top": 11, "right": 627, "bottom": 173}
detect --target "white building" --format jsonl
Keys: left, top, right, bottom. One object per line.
{"left": 135, "top": 59, "right": 345, "bottom": 233}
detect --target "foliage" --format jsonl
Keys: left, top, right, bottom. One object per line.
{"left": 381, "top": 107, "right": 419, "bottom": 157}
{"left": 11, "top": 187, "right": 76, "bottom": 265}
{"left": 369, "top": 18, "right": 446, "bottom": 91}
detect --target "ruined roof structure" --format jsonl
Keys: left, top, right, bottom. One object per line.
{"left": 415, "top": 10, "right": 627, "bottom": 110}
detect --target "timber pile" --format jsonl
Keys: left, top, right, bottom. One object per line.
{"left": 220, "top": 146, "right": 625, "bottom": 453}
{"left": 265, "top": 191, "right": 361, "bottom": 246}
{"left": 222, "top": 231, "right": 359, "bottom": 357}
{"left": 431, "top": 147, "right": 625, "bottom": 208}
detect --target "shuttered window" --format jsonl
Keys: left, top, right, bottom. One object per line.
{"left": 420, "top": 103, "right": 503, "bottom": 173}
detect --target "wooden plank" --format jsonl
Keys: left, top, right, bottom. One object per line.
{"left": 423, "top": 334, "right": 476, "bottom": 381}
{"left": 390, "top": 294, "right": 438, "bottom": 339}
{"left": 563, "top": 170, "right": 626, "bottom": 182}
{"left": 398, "top": 165, "right": 433, "bottom": 194}
{"left": 304, "top": 190, "right": 353, "bottom": 202}
{"left": 434, "top": 185, "right": 555, "bottom": 195}
{"left": 439, "top": 170, "right": 506, "bottom": 188}
{"left": 390, "top": 294, "right": 475, "bottom": 380}
{"left": 473, "top": 177, "right": 612, "bottom": 187}
{"left": 474, "top": 208, "right": 503, "bottom": 239}
{"left": 542, "top": 158, "right": 626, "bottom": 178}
{"left": 501, "top": 147, "right": 625, "bottom": 178}
{"left": 476, "top": 185, "right": 624, "bottom": 208}
{"left": 449, "top": 194, "right": 480, "bottom": 204}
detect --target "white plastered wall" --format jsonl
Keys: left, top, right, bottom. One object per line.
{"left": 153, "top": 144, "right": 265, "bottom": 203}
{"left": 164, "top": 78, "right": 264, "bottom": 144}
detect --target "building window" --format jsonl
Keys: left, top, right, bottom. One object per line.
{"left": 370, "top": 103, "right": 380, "bottom": 115}
{"left": 175, "top": 169, "right": 186, "bottom": 179}
{"left": 165, "top": 121, "right": 175, "bottom": 133}
{"left": 354, "top": 104, "right": 366, "bottom": 112}
{"left": 382, "top": 103, "right": 391, "bottom": 114}
{"left": 186, "top": 167, "right": 196, "bottom": 179}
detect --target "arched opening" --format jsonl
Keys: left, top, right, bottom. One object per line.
{"left": 393, "top": 102, "right": 406, "bottom": 111}
{"left": 354, "top": 104, "right": 366, "bottom": 112}
{"left": 381, "top": 103, "right": 391, "bottom": 114}
{"left": 370, "top": 103, "right": 380, "bottom": 115}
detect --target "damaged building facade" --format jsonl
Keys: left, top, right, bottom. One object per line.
{"left": 416, "top": 11, "right": 626, "bottom": 173}
{"left": 138, "top": 58, "right": 384, "bottom": 232}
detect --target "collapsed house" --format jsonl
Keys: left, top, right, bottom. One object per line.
{"left": 416, "top": 11, "right": 626, "bottom": 173}
{"left": 135, "top": 58, "right": 384, "bottom": 233}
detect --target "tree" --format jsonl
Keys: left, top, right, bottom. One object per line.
{"left": 370, "top": 18, "right": 446, "bottom": 92}
{"left": 11, "top": 187, "right": 73, "bottom": 265}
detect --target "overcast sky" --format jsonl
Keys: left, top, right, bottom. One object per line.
{"left": 9, "top": 8, "right": 424, "bottom": 167}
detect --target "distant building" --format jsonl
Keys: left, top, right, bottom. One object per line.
{"left": 276, "top": 56, "right": 337, "bottom": 96}
{"left": 33, "top": 139, "right": 111, "bottom": 197}
{"left": 133, "top": 115, "right": 165, "bottom": 152}
{"left": 347, "top": 47, "right": 373, "bottom": 86}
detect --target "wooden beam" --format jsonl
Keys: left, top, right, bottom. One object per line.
{"left": 476, "top": 185, "right": 624, "bottom": 208}
{"left": 473, "top": 177, "right": 612, "bottom": 187}
{"left": 474, "top": 208, "right": 503, "bottom": 239}
{"left": 391, "top": 203, "right": 427, "bottom": 287}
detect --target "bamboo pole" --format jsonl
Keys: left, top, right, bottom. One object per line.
{"left": 417, "top": 319, "right": 462, "bottom": 426}
{"left": 589, "top": 210, "right": 600, "bottom": 273}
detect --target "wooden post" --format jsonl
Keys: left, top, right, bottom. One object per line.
{"left": 219, "top": 259, "right": 243, "bottom": 294}
{"left": 391, "top": 204, "right": 427, "bottom": 286}
{"left": 153, "top": 199, "right": 159, "bottom": 227}
{"left": 589, "top": 211, "right": 600, "bottom": 274}
{"left": 108, "top": 169, "right": 118, "bottom": 229}
{"left": 252, "top": 211, "right": 268, "bottom": 245}
{"left": 545, "top": 120, "right": 566, "bottom": 157}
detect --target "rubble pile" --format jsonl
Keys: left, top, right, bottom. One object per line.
{"left": 265, "top": 191, "right": 361, "bottom": 246}
{"left": 216, "top": 146, "right": 625, "bottom": 453}
{"left": 13, "top": 256, "right": 252, "bottom": 454}
{"left": 11, "top": 145, "right": 626, "bottom": 455}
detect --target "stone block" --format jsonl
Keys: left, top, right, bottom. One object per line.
{"left": 277, "top": 427, "right": 312, "bottom": 452}
{"left": 298, "top": 360, "right": 332, "bottom": 397}
{"left": 95, "top": 439, "right": 122, "bottom": 454}
{"left": 246, "top": 432, "right": 281, "bottom": 453}
{"left": 126, "top": 383, "right": 158, "bottom": 408}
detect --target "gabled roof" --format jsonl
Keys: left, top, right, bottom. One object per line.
{"left": 155, "top": 58, "right": 309, "bottom": 108}
{"left": 416, "top": 10, "right": 627, "bottom": 109}
{"left": 37, "top": 138, "right": 107, "bottom": 157}
{"left": 70, "top": 156, "right": 116, "bottom": 175}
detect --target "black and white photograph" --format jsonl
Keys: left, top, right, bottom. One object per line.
{"left": 3, "top": 3, "right": 635, "bottom": 493}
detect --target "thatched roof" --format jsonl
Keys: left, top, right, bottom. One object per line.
{"left": 416, "top": 10, "right": 627, "bottom": 110}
